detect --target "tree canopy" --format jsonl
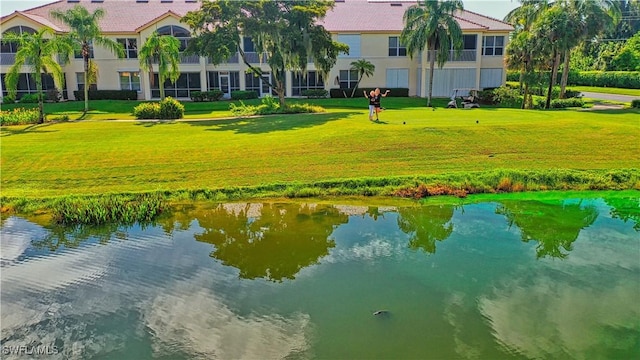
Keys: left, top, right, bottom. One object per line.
{"left": 182, "top": 0, "right": 348, "bottom": 106}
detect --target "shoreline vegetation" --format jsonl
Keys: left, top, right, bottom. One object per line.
{"left": 2, "top": 169, "right": 638, "bottom": 225}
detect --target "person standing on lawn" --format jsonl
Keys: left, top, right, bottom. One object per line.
{"left": 373, "top": 88, "right": 390, "bottom": 121}
{"left": 364, "top": 90, "right": 376, "bottom": 121}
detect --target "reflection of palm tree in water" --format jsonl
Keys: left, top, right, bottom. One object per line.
{"left": 397, "top": 205, "right": 456, "bottom": 254}
{"left": 194, "top": 203, "right": 349, "bottom": 282}
{"left": 497, "top": 200, "right": 599, "bottom": 259}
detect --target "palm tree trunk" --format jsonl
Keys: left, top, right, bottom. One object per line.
{"left": 351, "top": 76, "right": 362, "bottom": 98}
{"left": 519, "top": 69, "right": 524, "bottom": 91}
{"left": 428, "top": 43, "right": 436, "bottom": 107}
{"left": 560, "top": 49, "right": 570, "bottom": 99}
{"left": 83, "top": 48, "right": 89, "bottom": 113}
{"left": 522, "top": 82, "right": 529, "bottom": 109}
{"left": 36, "top": 73, "right": 44, "bottom": 124}
{"left": 545, "top": 50, "right": 560, "bottom": 109}
{"left": 159, "top": 75, "right": 165, "bottom": 100}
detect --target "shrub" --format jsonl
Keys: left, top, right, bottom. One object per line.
{"left": 159, "top": 97, "right": 185, "bottom": 119}
{"left": 190, "top": 91, "right": 223, "bottom": 102}
{"left": 19, "top": 93, "right": 40, "bottom": 103}
{"left": 550, "top": 98, "right": 585, "bottom": 108}
{"left": 231, "top": 90, "right": 258, "bottom": 100}
{"left": 133, "top": 102, "right": 160, "bottom": 119}
{"left": 0, "top": 108, "right": 40, "bottom": 125}
{"left": 206, "top": 90, "right": 224, "bottom": 101}
{"left": 631, "top": 99, "right": 640, "bottom": 108}
{"left": 229, "top": 97, "right": 325, "bottom": 116}
{"left": 281, "top": 103, "right": 325, "bottom": 113}
{"left": 301, "top": 89, "right": 328, "bottom": 98}
{"left": 508, "top": 70, "right": 640, "bottom": 89}
{"left": 50, "top": 114, "right": 70, "bottom": 122}
{"left": 491, "top": 86, "right": 520, "bottom": 107}
{"left": 46, "top": 89, "right": 61, "bottom": 102}
{"left": 73, "top": 90, "right": 138, "bottom": 100}
{"left": 191, "top": 91, "right": 206, "bottom": 102}
{"left": 1, "top": 95, "right": 15, "bottom": 104}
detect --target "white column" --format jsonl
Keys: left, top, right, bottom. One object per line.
{"left": 475, "top": 33, "right": 483, "bottom": 89}
{"left": 421, "top": 49, "right": 427, "bottom": 98}
{"left": 199, "top": 56, "right": 208, "bottom": 92}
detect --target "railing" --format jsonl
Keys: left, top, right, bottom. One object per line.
{"left": 426, "top": 49, "right": 477, "bottom": 62}
{"left": 208, "top": 53, "right": 239, "bottom": 64}
{"left": 243, "top": 52, "right": 268, "bottom": 63}
{"left": 0, "top": 53, "right": 16, "bottom": 66}
{"left": 180, "top": 54, "right": 200, "bottom": 64}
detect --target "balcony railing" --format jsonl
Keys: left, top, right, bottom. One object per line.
{"left": 1, "top": 53, "right": 16, "bottom": 66}
{"left": 426, "top": 49, "right": 477, "bottom": 62}
{"left": 208, "top": 53, "right": 239, "bottom": 64}
{"left": 243, "top": 52, "right": 269, "bottom": 63}
{"left": 180, "top": 54, "right": 200, "bottom": 64}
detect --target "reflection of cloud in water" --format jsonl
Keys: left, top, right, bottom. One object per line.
{"left": 143, "top": 271, "right": 311, "bottom": 359}
{"left": 479, "top": 275, "right": 640, "bottom": 359}
{"left": 1, "top": 217, "right": 46, "bottom": 263}
{"left": 322, "top": 237, "right": 405, "bottom": 264}
{"left": 333, "top": 205, "right": 397, "bottom": 216}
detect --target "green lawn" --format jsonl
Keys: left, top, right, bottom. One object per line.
{"left": 1, "top": 97, "right": 639, "bottom": 198}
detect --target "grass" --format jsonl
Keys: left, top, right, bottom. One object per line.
{"left": 1, "top": 97, "right": 638, "bottom": 203}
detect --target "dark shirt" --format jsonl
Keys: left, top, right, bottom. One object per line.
{"left": 368, "top": 95, "right": 375, "bottom": 106}
{"left": 372, "top": 94, "right": 381, "bottom": 107}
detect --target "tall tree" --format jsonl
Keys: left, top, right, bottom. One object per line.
{"left": 50, "top": 5, "right": 124, "bottom": 113}
{"left": 558, "top": 0, "right": 621, "bottom": 98}
{"left": 400, "top": 0, "right": 464, "bottom": 107}
{"left": 138, "top": 31, "right": 181, "bottom": 100}
{"left": 2, "top": 27, "right": 72, "bottom": 123}
{"left": 349, "top": 59, "right": 375, "bottom": 98}
{"left": 183, "top": 0, "right": 348, "bottom": 107}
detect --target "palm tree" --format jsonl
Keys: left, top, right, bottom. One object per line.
{"left": 138, "top": 31, "right": 181, "bottom": 100}
{"left": 349, "top": 59, "right": 375, "bottom": 98}
{"left": 50, "top": 5, "right": 124, "bottom": 113}
{"left": 401, "top": 0, "right": 464, "bottom": 107}
{"left": 2, "top": 27, "right": 72, "bottom": 123}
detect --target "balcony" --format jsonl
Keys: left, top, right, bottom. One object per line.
{"left": 180, "top": 54, "right": 200, "bottom": 64}
{"left": 1, "top": 53, "right": 16, "bottom": 66}
{"left": 208, "top": 53, "right": 239, "bottom": 64}
{"left": 426, "top": 49, "right": 477, "bottom": 62}
{"left": 243, "top": 52, "right": 268, "bottom": 63}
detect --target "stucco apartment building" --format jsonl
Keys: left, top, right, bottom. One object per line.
{"left": 0, "top": 0, "right": 513, "bottom": 101}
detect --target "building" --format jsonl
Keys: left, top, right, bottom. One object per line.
{"left": 0, "top": 0, "right": 513, "bottom": 101}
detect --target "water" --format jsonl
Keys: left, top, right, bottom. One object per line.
{"left": 1, "top": 194, "right": 639, "bottom": 359}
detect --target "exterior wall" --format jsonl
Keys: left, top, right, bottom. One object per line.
{"left": 1, "top": 13, "right": 512, "bottom": 101}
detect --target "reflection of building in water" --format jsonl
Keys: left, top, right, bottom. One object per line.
{"left": 496, "top": 200, "right": 598, "bottom": 259}
{"left": 194, "top": 203, "right": 349, "bottom": 281}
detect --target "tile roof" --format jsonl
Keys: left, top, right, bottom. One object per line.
{"left": 321, "top": 0, "right": 514, "bottom": 32}
{"left": 2, "top": 0, "right": 513, "bottom": 34}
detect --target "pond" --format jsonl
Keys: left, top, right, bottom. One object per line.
{"left": 1, "top": 193, "right": 639, "bottom": 359}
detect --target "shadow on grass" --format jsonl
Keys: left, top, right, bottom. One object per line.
{"left": 189, "top": 111, "right": 359, "bottom": 134}
{"left": 134, "top": 120, "right": 178, "bottom": 127}
{"left": 0, "top": 122, "right": 59, "bottom": 137}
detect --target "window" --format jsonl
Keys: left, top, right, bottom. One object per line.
{"left": 291, "top": 71, "right": 325, "bottom": 96}
{"left": 157, "top": 25, "right": 190, "bottom": 51}
{"left": 338, "top": 69, "right": 358, "bottom": 89}
{"left": 388, "top": 37, "right": 406, "bottom": 57}
{"left": 76, "top": 72, "right": 97, "bottom": 91}
{"left": 1, "top": 73, "right": 57, "bottom": 99}
{"left": 74, "top": 41, "right": 94, "bottom": 59}
{"left": 243, "top": 37, "right": 255, "bottom": 52}
{"left": 150, "top": 72, "right": 200, "bottom": 98}
{"left": 337, "top": 34, "right": 360, "bottom": 58}
{"left": 208, "top": 71, "right": 240, "bottom": 92}
{"left": 463, "top": 35, "right": 477, "bottom": 50}
{"left": 1, "top": 26, "right": 36, "bottom": 53}
{"left": 482, "top": 36, "right": 504, "bottom": 56}
{"left": 117, "top": 38, "right": 138, "bottom": 58}
{"left": 119, "top": 72, "right": 141, "bottom": 91}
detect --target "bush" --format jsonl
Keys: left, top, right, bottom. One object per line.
{"left": 191, "top": 90, "right": 224, "bottom": 102}
{"left": 46, "top": 89, "right": 61, "bottom": 103}
{"left": 0, "top": 108, "right": 40, "bottom": 125}
{"left": 631, "top": 99, "right": 640, "bottom": 108}
{"left": 231, "top": 90, "right": 258, "bottom": 100}
{"left": 550, "top": 98, "right": 585, "bottom": 108}
{"left": 507, "top": 70, "right": 640, "bottom": 89}
{"left": 1, "top": 95, "right": 15, "bottom": 104}
{"left": 19, "top": 93, "right": 40, "bottom": 103}
{"left": 229, "top": 96, "right": 325, "bottom": 117}
{"left": 329, "top": 88, "right": 409, "bottom": 98}
{"left": 73, "top": 90, "right": 138, "bottom": 100}
{"left": 159, "top": 97, "right": 185, "bottom": 119}
{"left": 301, "top": 89, "right": 328, "bottom": 98}
{"left": 133, "top": 102, "right": 160, "bottom": 119}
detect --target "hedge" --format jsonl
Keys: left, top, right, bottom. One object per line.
{"left": 73, "top": 90, "right": 138, "bottom": 100}
{"left": 330, "top": 88, "right": 409, "bottom": 98}
{"left": 231, "top": 90, "right": 258, "bottom": 100}
{"left": 301, "top": 89, "right": 328, "bottom": 98}
{"left": 191, "top": 90, "right": 224, "bottom": 102}
{"left": 507, "top": 70, "right": 640, "bottom": 89}
{"left": 632, "top": 99, "right": 640, "bottom": 108}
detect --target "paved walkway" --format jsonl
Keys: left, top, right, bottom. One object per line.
{"left": 580, "top": 92, "right": 637, "bottom": 102}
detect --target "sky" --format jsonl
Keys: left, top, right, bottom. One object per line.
{"left": 1, "top": 0, "right": 519, "bottom": 20}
